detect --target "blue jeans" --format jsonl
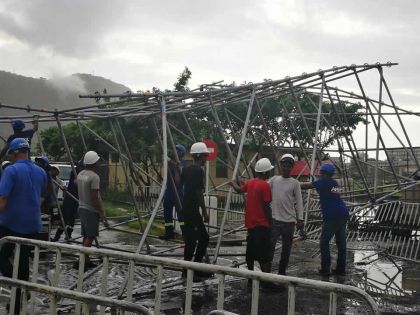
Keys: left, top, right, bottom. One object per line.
{"left": 320, "top": 219, "right": 347, "bottom": 272}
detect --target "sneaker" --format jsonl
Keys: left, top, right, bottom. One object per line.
{"left": 332, "top": 269, "right": 346, "bottom": 276}
{"left": 318, "top": 269, "right": 331, "bottom": 276}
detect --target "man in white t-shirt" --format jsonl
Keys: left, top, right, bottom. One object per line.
{"left": 268, "top": 154, "right": 304, "bottom": 275}
{"left": 75, "top": 151, "right": 104, "bottom": 269}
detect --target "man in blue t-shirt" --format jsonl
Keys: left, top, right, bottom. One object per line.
{"left": 301, "top": 163, "right": 349, "bottom": 276}
{"left": 0, "top": 119, "right": 38, "bottom": 161}
{"left": 0, "top": 138, "right": 47, "bottom": 312}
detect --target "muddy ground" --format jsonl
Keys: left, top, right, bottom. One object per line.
{"left": 1, "top": 225, "right": 419, "bottom": 314}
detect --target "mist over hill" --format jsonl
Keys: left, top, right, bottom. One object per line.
{"left": 0, "top": 71, "right": 131, "bottom": 141}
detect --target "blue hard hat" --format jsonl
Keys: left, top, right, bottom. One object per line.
{"left": 35, "top": 156, "right": 49, "bottom": 165}
{"left": 320, "top": 163, "right": 334, "bottom": 174}
{"left": 11, "top": 119, "right": 25, "bottom": 130}
{"left": 8, "top": 138, "right": 30, "bottom": 154}
{"left": 175, "top": 144, "right": 187, "bottom": 155}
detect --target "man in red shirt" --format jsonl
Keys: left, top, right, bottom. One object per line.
{"left": 230, "top": 158, "right": 273, "bottom": 274}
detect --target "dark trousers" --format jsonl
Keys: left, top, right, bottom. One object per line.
{"left": 246, "top": 226, "right": 271, "bottom": 270}
{"left": 0, "top": 226, "right": 35, "bottom": 312}
{"left": 183, "top": 215, "right": 209, "bottom": 263}
{"left": 270, "top": 220, "right": 295, "bottom": 275}
{"left": 163, "top": 188, "right": 184, "bottom": 236}
{"left": 320, "top": 219, "right": 347, "bottom": 272}
{"left": 62, "top": 198, "right": 78, "bottom": 228}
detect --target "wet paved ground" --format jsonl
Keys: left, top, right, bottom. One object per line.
{"left": 1, "top": 225, "right": 419, "bottom": 314}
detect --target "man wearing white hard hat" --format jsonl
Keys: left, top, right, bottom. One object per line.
{"left": 181, "top": 142, "right": 212, "bottom": 281}
{"left": 75, "top": 151, "right": 104, "bottom": 269}
{"left": 268, "top": 153, "right": 304, "bottom": 276}
{"left": 230, "top": 157, "right": 273, "bottom": 284}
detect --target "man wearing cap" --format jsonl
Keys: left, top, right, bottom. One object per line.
{"left": 230, "top": 158, "right": 273, "bottom": 279}
{"left": 160, "top": 144, "right": 187, "bottom": 240}
{"left": 0, "top": 119, "right": 38, "bottom": 161}
{"left": 0, "top": 138, "right": 47, "bottom": 312}
{"left": 75, "top": 150, "right": 104, "bottom": 269}
{"left": 301, "top": 163, "right": 349, "bottom": 276}
{"left": 181, "top": 142, "right": 211, "bottom": 280}
{"left": 268, "top": 154, "right": 304, "bottom": 276}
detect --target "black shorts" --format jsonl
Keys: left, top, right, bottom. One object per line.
{"left": 79, "top": 208, "right": 99, "bottom": 238}
{"left": 246, "top": 226, "right": 271, "bottom": 263}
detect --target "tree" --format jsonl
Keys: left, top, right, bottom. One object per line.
{"left": 174, "top": 67, "right": 192, "bottom": 92}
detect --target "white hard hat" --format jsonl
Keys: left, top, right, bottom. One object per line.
{"left": 280, "top": 154, "right": 295, "bottom": 163}
{"left": 190, "top": 142, "right": 210, "bottom": 155}
{"left": 255, "top": 158, "right": 274, "bottom": 173}
{"left": 83, "top": 151, "right": 100, "bottom": 165}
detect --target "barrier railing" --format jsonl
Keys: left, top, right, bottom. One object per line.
{"left": 0, "top": 236, "right": 378, "bottom": 315}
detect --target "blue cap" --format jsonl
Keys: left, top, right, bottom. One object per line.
{"left": 35, "top": 156, "right": 49, "bottom": 165}
{"left": 11, "top": 119, "right": 25, "bottom": 130}
{"left": 8, "top": 138, "right": 30, "bottom": 154}
{"left": 320, "top": 163, "right": 334, "bottom": 174}
{"left": 175, "top": 144, "right": 187, "bottom": 156}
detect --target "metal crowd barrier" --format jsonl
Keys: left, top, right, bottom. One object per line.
{"left": 0, "top": 236, "right": 378, "bottom": 315}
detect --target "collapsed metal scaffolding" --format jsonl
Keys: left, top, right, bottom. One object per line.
{"left": 1, "top": 62, "right": 420, "bottom": 297}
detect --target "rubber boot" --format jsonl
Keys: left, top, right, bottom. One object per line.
{"left": 159, "top": 225, "right": 175, "bottom": 240}
{"left": 65, "top": 226, "right": 73, "bottom": 240}
{"left": 52, "top": 227, "right": 64, "bottom": 242}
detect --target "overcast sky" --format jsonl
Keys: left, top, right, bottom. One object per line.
{"left": 1, "top": 0, "right": 419, "bottom": 151}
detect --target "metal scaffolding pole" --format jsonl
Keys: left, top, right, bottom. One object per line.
{"left": 353, "top": 71, "right": 400, "bottom": 189}
{"left": 374, "top": 70, "right": 384, "bottom": 194}
{"left": 323, "top": 85, "right": 373, "bottom": 200}
{"left": 79, "top": 122, "right": 160, "bottom": 186}
{"left": 379, "top": 68, "right": 420, "bottom": 170}
{"left": 55, "top": 114, "right": 77, "bottom": 178}
{"left": 305, "top": 76, "right": 325, "bottom": 225}
{"left": 76, "top": 120, "right": 88, "bottom": 153}
{"left": 254, "top": 96, "right": 281, "bottom": 172}
{"left": 108, "top": 119, "right": 150, "bottom": 252}
{"left": 117, "top": 96, "right": 168, "bottom": 298}
{"left": 213, "top": 89, "right": 255, "bottom": 264}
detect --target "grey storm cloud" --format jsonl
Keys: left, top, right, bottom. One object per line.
{"left": 0, "top": 0, "right": 418, "bottom": 109}
{"left": 0, "top": 0, "right": 256, "bottom": 57}
{"left": 0, "top": 0, "right": 128, "bottom": 57}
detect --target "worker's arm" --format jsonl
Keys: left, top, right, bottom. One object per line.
{"left": 295, "top": 182, "right": 305, "bottom": 229}
{"left": 300, "top": 182, "right": 314, "bottom": 190}
{"left": 263, "top": 201, "right": 272, "bottom": 225}
{"left": 197, "top": 188, "right": 209, "bottom": 222}
{"left": 228, "top": 179, "right": 244, "bottom": 193}
{"left": 0, "top": 196, "right": 7, "bottom": 211}
{"left": 90, "top": 189, "right": 104, "bottom": 220}
{"left": 0, "top": 167, "right": 13, "bottom": 211}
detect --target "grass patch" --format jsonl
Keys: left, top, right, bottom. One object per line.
{"left": 127, "top": 219, "right": 165, "bottom": 235}
{"left": 103, "top": 200, "right": 134, "bottom": 217}
{"left": 103, "top": 199, "right": 165, "bottom": 235}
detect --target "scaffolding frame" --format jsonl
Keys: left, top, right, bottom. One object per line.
{"left": 1, "top": 62, "right": 420, "bottom": 296}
